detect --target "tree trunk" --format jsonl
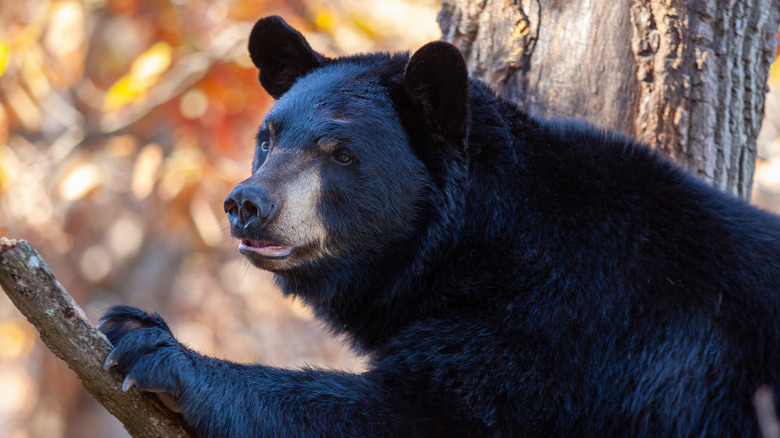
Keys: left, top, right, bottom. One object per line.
{"left": 438, "top": 0, "right": 780, "bottom": 198}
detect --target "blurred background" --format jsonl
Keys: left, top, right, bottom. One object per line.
{"left": 0, "top": 1, "right": 777, "bottom": 437}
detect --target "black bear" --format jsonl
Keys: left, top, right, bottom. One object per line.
{"left": 99, "top": 15, "right": 780, "bottom": 437}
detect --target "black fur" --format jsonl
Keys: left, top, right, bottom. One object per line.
{"left": 100, "top": 15, "right": 780, "bottom": 437}
{"left": 248, "top": 16, "right": 328, "bottom": 99}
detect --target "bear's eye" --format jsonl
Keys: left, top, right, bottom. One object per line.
{"left": 332, "top": 150, "right": 354, "bottom": 165}
{"left": 260, "top": 141, "right": 270, "bottom": 152}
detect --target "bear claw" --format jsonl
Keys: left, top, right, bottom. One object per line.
{"left": 122, "top": 376, "right": 137, "bottom": 391}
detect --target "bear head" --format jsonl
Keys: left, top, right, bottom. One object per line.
{"left": 224, "top": 16, "right": 470, "bottom": 274}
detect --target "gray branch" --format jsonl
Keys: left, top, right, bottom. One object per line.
{"left": 0, "top": 238, "right": 192, "bottom": 438}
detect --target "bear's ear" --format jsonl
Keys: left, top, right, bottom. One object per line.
{"left": 403, "top": 41, "right": 469, "bottom": 145}
{"left": 248, "top": 16, "right": 326, "bottom": 99}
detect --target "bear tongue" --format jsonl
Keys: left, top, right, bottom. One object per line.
{"left": 240, "top": 239, "right": 293, "bottom": 258}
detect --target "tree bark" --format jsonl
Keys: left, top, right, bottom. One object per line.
{"left": 0, "top": 238, "right": 192, "bottom": 438}
{"left": 438, "top": 0, "right": 780, "bottom": 197}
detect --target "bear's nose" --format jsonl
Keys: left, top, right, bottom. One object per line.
{"left": 224, "top": 184, "right": 277, "bottom": 231}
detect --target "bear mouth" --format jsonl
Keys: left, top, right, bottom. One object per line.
{"left": 239, "top": 239, "right": 294, "bottom": 259}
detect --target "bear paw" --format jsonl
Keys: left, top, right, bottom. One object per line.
{"left": 98, "top": 305, "right": 192, "bottom": 411}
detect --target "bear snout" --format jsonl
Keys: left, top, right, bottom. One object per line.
{"left": 224, "top": 183, "right": 277, "bottom": 233}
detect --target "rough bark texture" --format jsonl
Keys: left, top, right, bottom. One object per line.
{"left": 0, "top": 238, "right": 192, "bottom": 438}
{"left": 438, "top": 0, "right": 780, "bottom": 197}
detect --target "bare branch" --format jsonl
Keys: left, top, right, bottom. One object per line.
{"left": 755, "top": 385, "right": 780, "bottom": 438}
{"left": 0, "top": 238, "right": 193, "bottom": 438}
